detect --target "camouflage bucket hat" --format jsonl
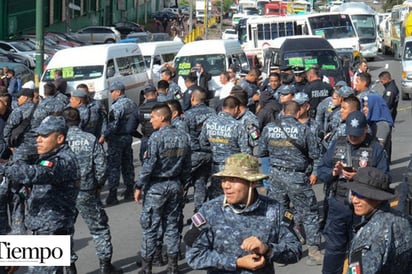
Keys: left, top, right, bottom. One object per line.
{"left": 214, "top": 153, "right": 268, "bottom": 182}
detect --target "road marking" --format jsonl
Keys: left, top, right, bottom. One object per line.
{"left": 398, "top": 105, "right": 412, "bottom": 112}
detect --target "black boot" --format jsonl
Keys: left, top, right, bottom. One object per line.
{"left": 65, "top": 263, "right": 77, "bottom": 274}
{"left": 152, "top": 246, "right": 166, "bottom": 267}
{"left": 122, "top": 186, "right": 134, "bottom": 201}
{"left": 138, "top": 257, "right": 152, "bottom": 274}
{"left": 105, "top": 190, "right": 119, "bottom": 206}
{"left": 99, "top": 259, "right": 123, "bottom": 274}
{"left": 167, "top": 254, "right": 179, "bottom": 274}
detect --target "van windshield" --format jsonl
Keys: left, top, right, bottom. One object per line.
{"left": 42, "top": 65, "right": 104, "bottom": 81}
{"left": 284, "top": 50, "right": 340, "bottom": 70}
{"left": 404, "top": 42, "right": 412, "bottom": 60}
{"left": 175, "top": 54, "right": 226, "bottom": 76}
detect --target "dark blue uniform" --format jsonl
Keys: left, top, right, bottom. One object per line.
{"left": 258, "top": 115, "right": 322, "bottom": 250}
{"left": 135, "top": 125, "right": 191, "bottom": 259}
{"left": 318, "top": 134, "right": 389, "bottom": 274}
{"left": 104, "top": 94, "right": 136, "bottom": 199}
{"left": 184, "top": 103, "right": 215, "bottom": 211}
{"left": 200, "top": 112, "right": 251, "bottom": 199}
{"left": 185, "top": 195, "right": 302, "bottom": 274}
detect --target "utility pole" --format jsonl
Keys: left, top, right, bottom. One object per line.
{"left": 35, "top": 0, "right": 44, "bottom": 87}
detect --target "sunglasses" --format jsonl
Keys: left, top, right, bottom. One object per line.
{"left": 351, "top": 190, "right": 366, "bottom": 199}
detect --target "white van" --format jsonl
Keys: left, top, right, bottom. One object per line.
{"left": 138, "top": 41, "right": 184, "bottom": 86}
{"left": 40, "top": 43, "right": 148, "bottom": 107}
{"left": 174, "top": 40, "right": 250, "bottom": 95}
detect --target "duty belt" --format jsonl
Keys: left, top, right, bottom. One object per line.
{"left": 273, "top": 165, "right": 305, "bottom": 173}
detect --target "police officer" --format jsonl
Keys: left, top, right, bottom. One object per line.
{"left": 3, "top": 88, "right": 38, "bottom": 235}
{"left": 292, "top": 66, "right": 307, "bottom": 93}
{"left": 315, "top": 80, "right": 347, "bottom": 133}
{"left": 258, "top": 101, "right": 323, "bottom": 265}
{"left": 167, "top": 99, "right": 188, "bottom": 133}
{"left": 70, "top": 89, "right": 102, "bottom": 137}
{"left": 184, "top": 153, "right": 302, "bottom": 273}
{"left": 102, "top": 81, "right": 137, "bottom": 205}
{"left": 161, "top": 68, "right": 181, "bottom": 101}
{"left": 345, "top": 167, "right": 412, "bottom": 274}
{"left": 134, "top": 103, "right": 191, "bottom": 274}
{"left": 184, "top": 87, "right": 215, "bottom": 213}
{"left": 200, "top": 96, "right": 251, "bottom": 199}
{"left": 324, "top": 94, "right": 361, "bottom": 149}
{"left": 230, "top": 89, "right": 260, "bottom": 155}
{"left": 354, "top": 72, "right": 375, "bottom": 101}
{"left": 1, "top": 115, "right": 80, "bottom": 274}
{"left": 32, "top": 82, "right": 66, "bottom": 128}
{"left": 76, "top": 83, "right": 108, "bottom": 142}
{"left": 318, "top": 111, "right": 389, "bottom": 274}
{"left": 379, "top": 71, "right": 400, "bottom": 122}
{"left": 238, "top": 69, "right": 260, "bottom": 113}
{"left": 63, "top": 108, "right": 123, "bottom": 274}
{"left": 304, "top": 67, "right": 333, "bottom": 119}
{"left": 138, "top": 84, "right": 158, "bottom": 163}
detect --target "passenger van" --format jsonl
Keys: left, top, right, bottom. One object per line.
{"left": 262, "top": 36, "right": 346, "bottom": 86}
{"left": 40, "top": 43, "right": 148, "bottom": 108}
{"left": 174, "top": 40, "right": 250, "bottom": 95}
{"left": 401, "top": 36, "right": 412, "bottom": 100}
{"left": 138, "top": 41, "right": 184, "bottom": 86}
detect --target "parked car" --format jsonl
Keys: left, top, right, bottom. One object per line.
{"left": 222, "top": 29, "right": 238, "bottom": 40}
{"left": 0, "top": 40, "right": 36, "bottom": 68}
{"left": 0, "top": 48, "right": 33, "bottom": 67}
{"left": 0, "top": 61, "right": 34, "bottom": 84}
{"left": 114, "top": 22, "right": 144, "bottom": 38}
{"left": 46, "top": 32, "right": 85, "bottom": 47}
{"left": 152, "top": 10, "right": 178, "bottom": 22}
{"left": 125, "top": 32, "right": 150, "bottom": 43}
{"left": 72, "top": 26, "right": 121, "bottom": 44}
{"left": 150, "top": 33, "right": 171, "bottom": 41}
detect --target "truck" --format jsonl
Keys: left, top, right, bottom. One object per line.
{"left": 263, "top": 1, "right": 288, "bottom": 16}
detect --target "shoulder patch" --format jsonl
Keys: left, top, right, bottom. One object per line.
{"left": 191, "top": 212, "right": 206, "bottom": 228}
{"left": 385, "top": 91, "right": 392, "bottom": 97}
{"left": 39, "top": 160, "right": 54, "bottom": 168}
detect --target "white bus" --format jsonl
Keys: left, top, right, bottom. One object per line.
{"left": 333, "top": 2, "right": 378, "bottom": 59}
{"left": 239, "top": 13, "right": 360, "bottom": 62}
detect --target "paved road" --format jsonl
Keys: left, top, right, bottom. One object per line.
{"left": 16, "top": 53, "right": 412, "bottom": 274}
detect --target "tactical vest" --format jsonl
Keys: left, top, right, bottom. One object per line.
{"left": 333, "top": 136, "right": 375, "bottom": 197}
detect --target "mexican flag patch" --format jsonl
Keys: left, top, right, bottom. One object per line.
{"left": 40, "top": 160, "right": 54, "bottom": 168}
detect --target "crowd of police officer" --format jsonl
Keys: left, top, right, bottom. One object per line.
{"left": 0, "top": 59, "right": 410, "bottom": 274}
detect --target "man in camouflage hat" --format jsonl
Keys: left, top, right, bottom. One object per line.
{"left": 185, "top": 153, "right": 302, "bottom": 273}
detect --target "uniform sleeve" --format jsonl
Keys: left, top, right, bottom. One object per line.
{"left": 185, "top": 210, "right": 238, "bottom": 272}
{"left": 3, "top": 109, "right": 23, "bottom": 145}
{"left": 238, "top": 124, "right": 252, "bottom": 154}
{"left": 306, "top": 126, "right": 320, "bottom": 161}
{"left": 5, "top": 158, "right": 64, "bottom": 186}
{"left": 93, "top": 140, "right": 107, "bottom": 186}
{"left": 371, "top": 142, "right": 390, "bottom": 176}
{"left": 199, "top": 121, "right": 211, "bottom": 152}
{"left": 269, "top": 221, "right": 302, "bottom": 264}
{"left": 136, "top": 134, "right": 158, "bottom": 189}
{"left": 104, "top": 103, "right": 124, "bottom": 137}
{"left": 317, "top": 139, "right": 337, "bottom": 184}
{"left": 258, "top": 126, "right": 269, "bottom": 157}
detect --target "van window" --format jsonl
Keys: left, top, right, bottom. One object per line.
{"left": 404, "top": 42, "right": 412, "bottom": 60}
{"left": 116, "top": 55, "right": 146, "bottom": 76}
{"left": 175, "top": 54, "right": 226, "bottom": 76}
{"left": 161, "top": 53, "right": 176, "bottom": 63}
{"left": 284, "top": 50, "right": 340, "bottom": 70}
{"left": 42, "top": 65, "right": 104, "bottom": 81}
